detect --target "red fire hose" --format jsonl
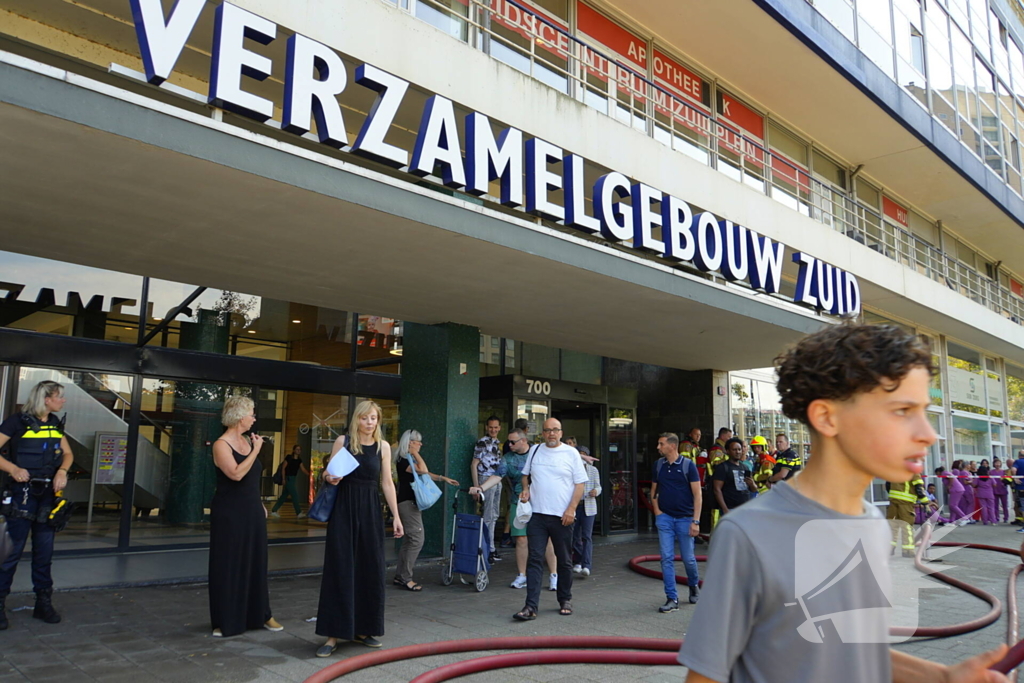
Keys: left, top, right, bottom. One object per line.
{"left": 302, "top": 636, "right": 682, "bottom": 683}
{"left": 408, "top": 650, "right": 679, "bottom": 683}
{"left": 303, "top": 533, "right": 1024, "bottom": 682}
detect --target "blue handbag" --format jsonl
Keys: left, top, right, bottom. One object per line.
{"left": 406, "top": 453, "right": 442, "bottom": 511}
{"left": 309, "top": 437, "right": 345, "bottom": 522}
{"left": 308, "top": 482, "right": 337, "bottom": 522}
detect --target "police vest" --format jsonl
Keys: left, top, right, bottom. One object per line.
{"left": 13, "top": 414, "right": 64, "bottom": 473}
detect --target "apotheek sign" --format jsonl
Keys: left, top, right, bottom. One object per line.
{"left": 128, "top": 0, "right": 862, "bottom": 316}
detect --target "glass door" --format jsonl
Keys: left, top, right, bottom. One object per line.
{"left": 607, "top": 407, "right": 636, "bottom": 533}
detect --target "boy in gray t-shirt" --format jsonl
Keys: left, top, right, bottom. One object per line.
{"left": 679, "top": 325, "right": 1009, "bottom": 683}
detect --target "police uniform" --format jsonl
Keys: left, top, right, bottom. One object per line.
{"left": 772, "top": 447, "right": 802, "bottom": 481}
{"left": 886, "top": 476, "right": 928, "bottom": 557}
{"left": 0, "top": 412, "right": 67, "bottom": 627}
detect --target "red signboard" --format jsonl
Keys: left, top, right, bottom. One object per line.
{"left": 1012, "top": 278, "right": 1023, "bottom": 297}
{"left": 652, "top": 49, "right": 705, "bottom": 106}
{"left": 719, "top": 91, "right": 764, "bottom": 139}
{"left": 577, "top": 2, "right": 646, "bottom": 68}
{"left": 883, "top": 196, "right": 909, "bottom": 227}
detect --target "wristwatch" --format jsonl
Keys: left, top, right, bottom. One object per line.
{"left": 690, "top": 519, "right": 700, "bottom": 525}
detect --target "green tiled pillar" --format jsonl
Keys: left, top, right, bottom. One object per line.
{"left": 398, "top": 322, "right": 480, "bottom": 557}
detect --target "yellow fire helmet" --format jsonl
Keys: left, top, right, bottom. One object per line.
{"left": 749, "top": 435, "right": 769, "bottom": 448}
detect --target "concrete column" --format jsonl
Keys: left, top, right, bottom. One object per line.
{"left": 398, "top": 322, "right": 480, "bottom": 557}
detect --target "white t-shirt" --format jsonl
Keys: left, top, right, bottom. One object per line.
{"left": 522, "top": 443, "right": 588, "bottom": 516}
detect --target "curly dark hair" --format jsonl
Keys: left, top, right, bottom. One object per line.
{"left": 774, "top": 324, "right": 933, "bottom": 426}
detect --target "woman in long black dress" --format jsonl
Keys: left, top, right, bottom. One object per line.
{"left": 209, "top": 395, "right": 282, "bottom": 637}
{"left": 315, "top": 400, "right": 403, "bottom": 656}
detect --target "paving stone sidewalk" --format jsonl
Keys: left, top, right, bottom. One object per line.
{"left": 2, "top": 525, "right": 1023, "bottom": 682}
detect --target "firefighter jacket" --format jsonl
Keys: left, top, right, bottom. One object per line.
{"left": 886, "top": 476, "right": 929, "bottom": 505}
{"left": 753, "top": 455, "right": 777, "bottom": 494}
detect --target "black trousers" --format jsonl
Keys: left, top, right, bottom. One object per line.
{"left": 525, "top": 513, "right": 574, "bottom": 610}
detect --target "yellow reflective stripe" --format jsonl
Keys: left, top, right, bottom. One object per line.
{"left": 889, "top": 491, "right": 917, "bottom": 502}
{"left": 21, "top": 429, "right": 63, "bottom": 439}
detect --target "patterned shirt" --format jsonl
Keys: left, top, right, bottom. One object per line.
{"left": 473, "top": 435, "right": 502, "bottom": 478}
{"left": 580, "top": 462, "right": 602, "bottom": 517}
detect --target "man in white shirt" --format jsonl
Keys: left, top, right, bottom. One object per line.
{"left": 513, "top": 418, "right": 587, "bottom": 621}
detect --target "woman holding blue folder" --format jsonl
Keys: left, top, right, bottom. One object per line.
{"left": 315, "top": 400, "right": 404, "bottom": 656}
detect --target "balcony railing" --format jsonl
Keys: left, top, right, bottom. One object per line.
{"left": 388, "top": 0, "right": 1024, "bottom": 326}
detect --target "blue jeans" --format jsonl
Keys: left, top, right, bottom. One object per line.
{"left": 0, "top": 484, "right": 56, "bottom": 596}
{"left": 655, "top": 513, "right": 699, "bottom": 602}
{"left": 572, "top": 507, "right": 596, "bottom": 569}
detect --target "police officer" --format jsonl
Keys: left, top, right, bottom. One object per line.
{"left": 0, "top": 380, "right": 73, "bottom": 629}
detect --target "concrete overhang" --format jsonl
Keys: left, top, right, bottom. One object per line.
{"left": 599, "top": 0, "right": 1024, "bottom": 266}
{"left": 0, "top": 56, "right": 830, "bottom": 372}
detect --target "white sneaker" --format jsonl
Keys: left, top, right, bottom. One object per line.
{"left": 548, "top": 573, "right": 558, "bottom": 591}
{"left": 510, "top": 574, "right": 527, "bottom": 589}
{"left": 581, "top": 567, "right": 590, "bottom": 577}
{"left": 296, "top": 512, "right": 307, "bottom": 519}
{"left": 270, "top": 511, "right": 281, "bottom": 518}
{"left": 572, "top": 565, "right": 582, "bottom": 574}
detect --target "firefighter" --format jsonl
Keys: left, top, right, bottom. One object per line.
{"left": 704, "top": 428, "right": 732, "bottom": 528}
{"left": 886, "top": 474, "right": 931, "bottom": 558}
{"left": 0, "top": 381, "right": 74, "bottom": 630}
{"left": 680, "top": 427, "right": 702, "bottom": 470}
{"left": 750, "top": 436, "right": 776, "bottom": 494}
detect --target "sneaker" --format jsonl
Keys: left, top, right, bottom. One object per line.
{"left": 488, "top": 552, "right": 502, "bottom": 563}
{"left": 1016, "top": 527, "right": 1024, "bottom": 533}
{"left": 658, "top": 599, "right": 679, "bottom": 613}
{"left": 688, "top": 585, "right": 699, "bottom": 604}
{"left": 510, "top": 574, "right": 527, "bottom": 589}
{"left": 572, "top": 564, "right": 583, "bottom": 575}
{"left": 296, "top": 512, "right": 307, "bottom": 519}
{"left": 548, "top": 574, "right": 558, "bottom": 591}
{"left": 270, "top": 511, "right": 281, "bottom": 518}
{"left": 581, "top": 567, "right": 590, "bottom": 577}
{"left": 263, "top": 618, "right": 284, "bottom": 632}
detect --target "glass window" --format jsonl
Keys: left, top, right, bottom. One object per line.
{"left": 356, "top": 315, "right": 401, "bottom": 371}
{"left": 0, "top": 250, "right": 144, "bottom": 343}
{"left": 478, "top": 0, "right": 570, "bottom": 93}
{"left": 11, "top": 367, "right": 135, "bottom": 551}
{"left": 560, "top": 349, "right": 602, "bottom": 384}
{"left": 948, "top": 340, "right": 987, "bottom": 414}
{"left": 952, "top": 414, "right": 990, "bottom": 459}
{"left": 517, "top": 341, "right": 560, "bottom": 378}
{"left": 131, "top": 378, "right": 252, "bottom": 547}
{"left": 814, "top": 0, "right": 857, "bottom": 40}
{"left": 1008, "top": 362, "right": 1024, "bottom": 423}
{"left": 607, "top": 407, "right": 635, "bottom": 532}
{"left": 919, "top": 333, "right": 944, "bottom": 406}
{"left": 987, "top": 357, "right": 1004, "bottom": 417}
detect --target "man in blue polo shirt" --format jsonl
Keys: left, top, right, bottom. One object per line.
{"left": 651, "top": 432, "right": 703, "bottom": 613}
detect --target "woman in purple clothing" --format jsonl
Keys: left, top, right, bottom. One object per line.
{"left": 975, "top": 465, "right": 996, "bottom": 525}
{"left": 938, "top": 465, "right": 966, "bottom": 524}
{"left": 992, "top": 458, "right": 1010, "bottom": 523}
{"left": 957, "top": 460, "right": 978, "bottom": 524}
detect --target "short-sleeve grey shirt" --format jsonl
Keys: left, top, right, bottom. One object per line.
{"left": 678, "top": 482, "right": 892, "bottom": 683}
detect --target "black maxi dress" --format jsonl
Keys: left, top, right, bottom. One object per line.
{"left": 315, "top": 441, "right": 386, "bottom": 639}
{"left": 209, "top": 442, "right": 272, "bottom": 636}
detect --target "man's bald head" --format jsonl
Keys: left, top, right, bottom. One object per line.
{"left": 542, "top": 418, "right": 563, "bottom": 447}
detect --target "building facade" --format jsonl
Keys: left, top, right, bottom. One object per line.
{"left": 1, "top": 0, "right": 1022, "bottom": 567}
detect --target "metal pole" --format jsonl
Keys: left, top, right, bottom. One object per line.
{"left": 117, "top": 374, "right": 144, "bottom": 549}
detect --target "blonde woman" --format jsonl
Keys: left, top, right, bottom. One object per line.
{"left": 393, "top": 429, "right": 458, "bottom": 592}
{"left": 315, "top": 401, "right": 404, "bottom": 656}
{"left": 0, "top": 381, "right": 73, "bottom": 630}
{"left": 209, "top": 395, "right": 282, "bottom": 638}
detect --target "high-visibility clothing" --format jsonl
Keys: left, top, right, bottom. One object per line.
{"left": 11, "top": 415, "right": 65, "bottom": 473}
{"left": 753, "top": 455, "right": 776, "bottom": 494}
{"left": 887, "top": 476, "right": 929, "bottom": 505}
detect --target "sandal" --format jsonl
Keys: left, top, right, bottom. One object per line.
{"left": 559, "top": 601, "right": 573, "bottom": 616}
{"left": 401, "top": 581, "right": 423, "bottom": 592}
{"left": 513, "top": 606, "right": 537, "bottom": 621}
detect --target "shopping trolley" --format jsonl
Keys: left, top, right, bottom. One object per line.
{"left": 441, "top": 489, "right": 490, "bottom": 592}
